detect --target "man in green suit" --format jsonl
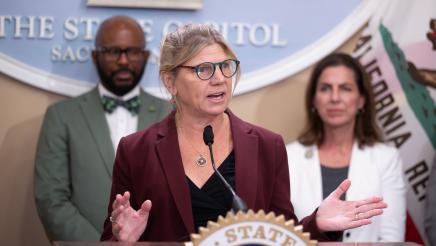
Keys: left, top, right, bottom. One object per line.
{"left": 34, "top": 15, "right": 170, "bottom": 241}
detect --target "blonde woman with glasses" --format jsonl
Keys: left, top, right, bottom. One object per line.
{"left": 101, "top": 26, "right": 388, "bottom": 242}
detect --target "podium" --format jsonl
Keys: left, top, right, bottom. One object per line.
{"left": 57, "top": 211, "right": 421, "bottom": 246}
{"left": 54, "top": 242, "right": 421, "bottom": 246}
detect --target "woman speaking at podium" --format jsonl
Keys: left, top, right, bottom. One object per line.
{"left": 101, "top": 24, "right": 387, "bottom": 242}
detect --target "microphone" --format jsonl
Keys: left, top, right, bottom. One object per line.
{"left": 203, "top": 125, "right": 248, "bottom": 212}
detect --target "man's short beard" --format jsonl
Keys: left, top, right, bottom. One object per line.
{"left": 96, "top": 61, "right": 146, "bottom": 96}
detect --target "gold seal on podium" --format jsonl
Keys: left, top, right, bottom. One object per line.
{"left": 190, "top": 209, "right": 317, "bottom": 246}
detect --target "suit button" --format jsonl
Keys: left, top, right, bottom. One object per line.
{"left": 345, "top": 232, "right": 351, "bottom": 238}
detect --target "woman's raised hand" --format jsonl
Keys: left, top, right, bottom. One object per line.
{"left": 316, "top": 179, "right": 387, "bottom": 232}
{"left": 110, "top": 191, "right": 152, "bottom": 242}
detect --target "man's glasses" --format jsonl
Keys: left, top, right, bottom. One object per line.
{"left": 178, "top": 59, "right": 240, "bottom": 80}
{"left": 95, "top": 47, "right": 144, "bottom": 61}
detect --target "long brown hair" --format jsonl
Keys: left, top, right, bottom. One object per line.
{"left": 298, "top": 52, "right": 382, "bottom": 148}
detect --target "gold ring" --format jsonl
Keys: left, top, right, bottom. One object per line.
{"left": 354, "top": 213, "right": 359, "bottom": 220}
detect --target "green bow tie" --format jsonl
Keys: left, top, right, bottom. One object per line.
{"left": 101, "top": 95, "right": 140, "bottom": 115}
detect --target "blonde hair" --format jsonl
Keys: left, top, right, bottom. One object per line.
{"left": 159, "top": 23, "right": 241, "bottom": 83}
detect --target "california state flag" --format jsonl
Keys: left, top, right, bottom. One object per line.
{"left": 353, "top": 0, "right": 436, "bottom": 244}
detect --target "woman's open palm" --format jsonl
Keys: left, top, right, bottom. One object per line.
{"left": 316, "top": 179, "right": 387, "bottom": 232}
{"left": 110, "top": 191, "right": 152, "bottom": 242}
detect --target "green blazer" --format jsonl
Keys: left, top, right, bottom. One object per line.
{"left": 34, "top": 87, "right": 170, "bottom": 241}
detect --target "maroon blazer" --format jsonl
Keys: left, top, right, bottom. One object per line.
{"left": 101, "top": 110, "right": 328, "bottom": 241}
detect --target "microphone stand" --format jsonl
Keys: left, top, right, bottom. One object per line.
{"left": 204, "top": 126, "right": 247, "bottom": 212}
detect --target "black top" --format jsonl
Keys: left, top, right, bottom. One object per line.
{"left": 187, "top": 151, "right": 235, "bottom": 232}
{"left": 321, "top": 164, "right": 349, "bottom": 200}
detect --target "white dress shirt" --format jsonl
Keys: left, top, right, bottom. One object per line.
{"left": 98, "top": 83, "right": 139, "bottom": 152}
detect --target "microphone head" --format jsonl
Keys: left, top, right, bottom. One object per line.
{"left": 203, "top": 125, "right": 214, "bottom": 145}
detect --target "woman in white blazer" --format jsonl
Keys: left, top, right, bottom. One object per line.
{"left": 287, "top": 53, "right": 406, "bottom": 242}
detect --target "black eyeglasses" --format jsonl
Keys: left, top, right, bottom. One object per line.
{"left": 178, "top": 59, "right": 240, "bottom": 80}
{"left": 95, "top": 47, "right": 144, "bottom": 61}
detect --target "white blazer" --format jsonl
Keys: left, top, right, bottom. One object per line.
{"left": 286, "top": 141, "right": 406, "bottom": 242}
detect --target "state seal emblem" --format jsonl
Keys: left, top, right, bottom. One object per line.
{"left": 190, "top": 210, "right": 317, "bottom": 246}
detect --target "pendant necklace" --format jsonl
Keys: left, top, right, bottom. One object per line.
{"left": 177, "top": 124, "right": 208, "bottom": 167}
{"left": 176, "top": 114, "right": 228, "bottom": 168}
{"left": 194, "top": 153, "right": 208, "bottom": 167}
{"left": 187, "top": 139, "right": 208, "bottom": 167}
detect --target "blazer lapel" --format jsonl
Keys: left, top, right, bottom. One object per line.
{"left": 347, "top": 142, "right": 370, "bottom": 201}
{"left": 137, "top": 90, "right": 167, "bottom": 130}
{"left": 308, "top": 145, "right": 323, "bottom": 205}
{"left": 228, "top": 111, "right": 259, "bottom": 209}
{"left": 80, "top": 88, "right": 115, "bottom": 176}
{"left": 155, "top": 112, "right": 195, "bottom": 233}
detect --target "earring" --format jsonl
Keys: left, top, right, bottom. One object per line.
{"left": 170, "top": 95, "right": 177, "bottom": 105}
